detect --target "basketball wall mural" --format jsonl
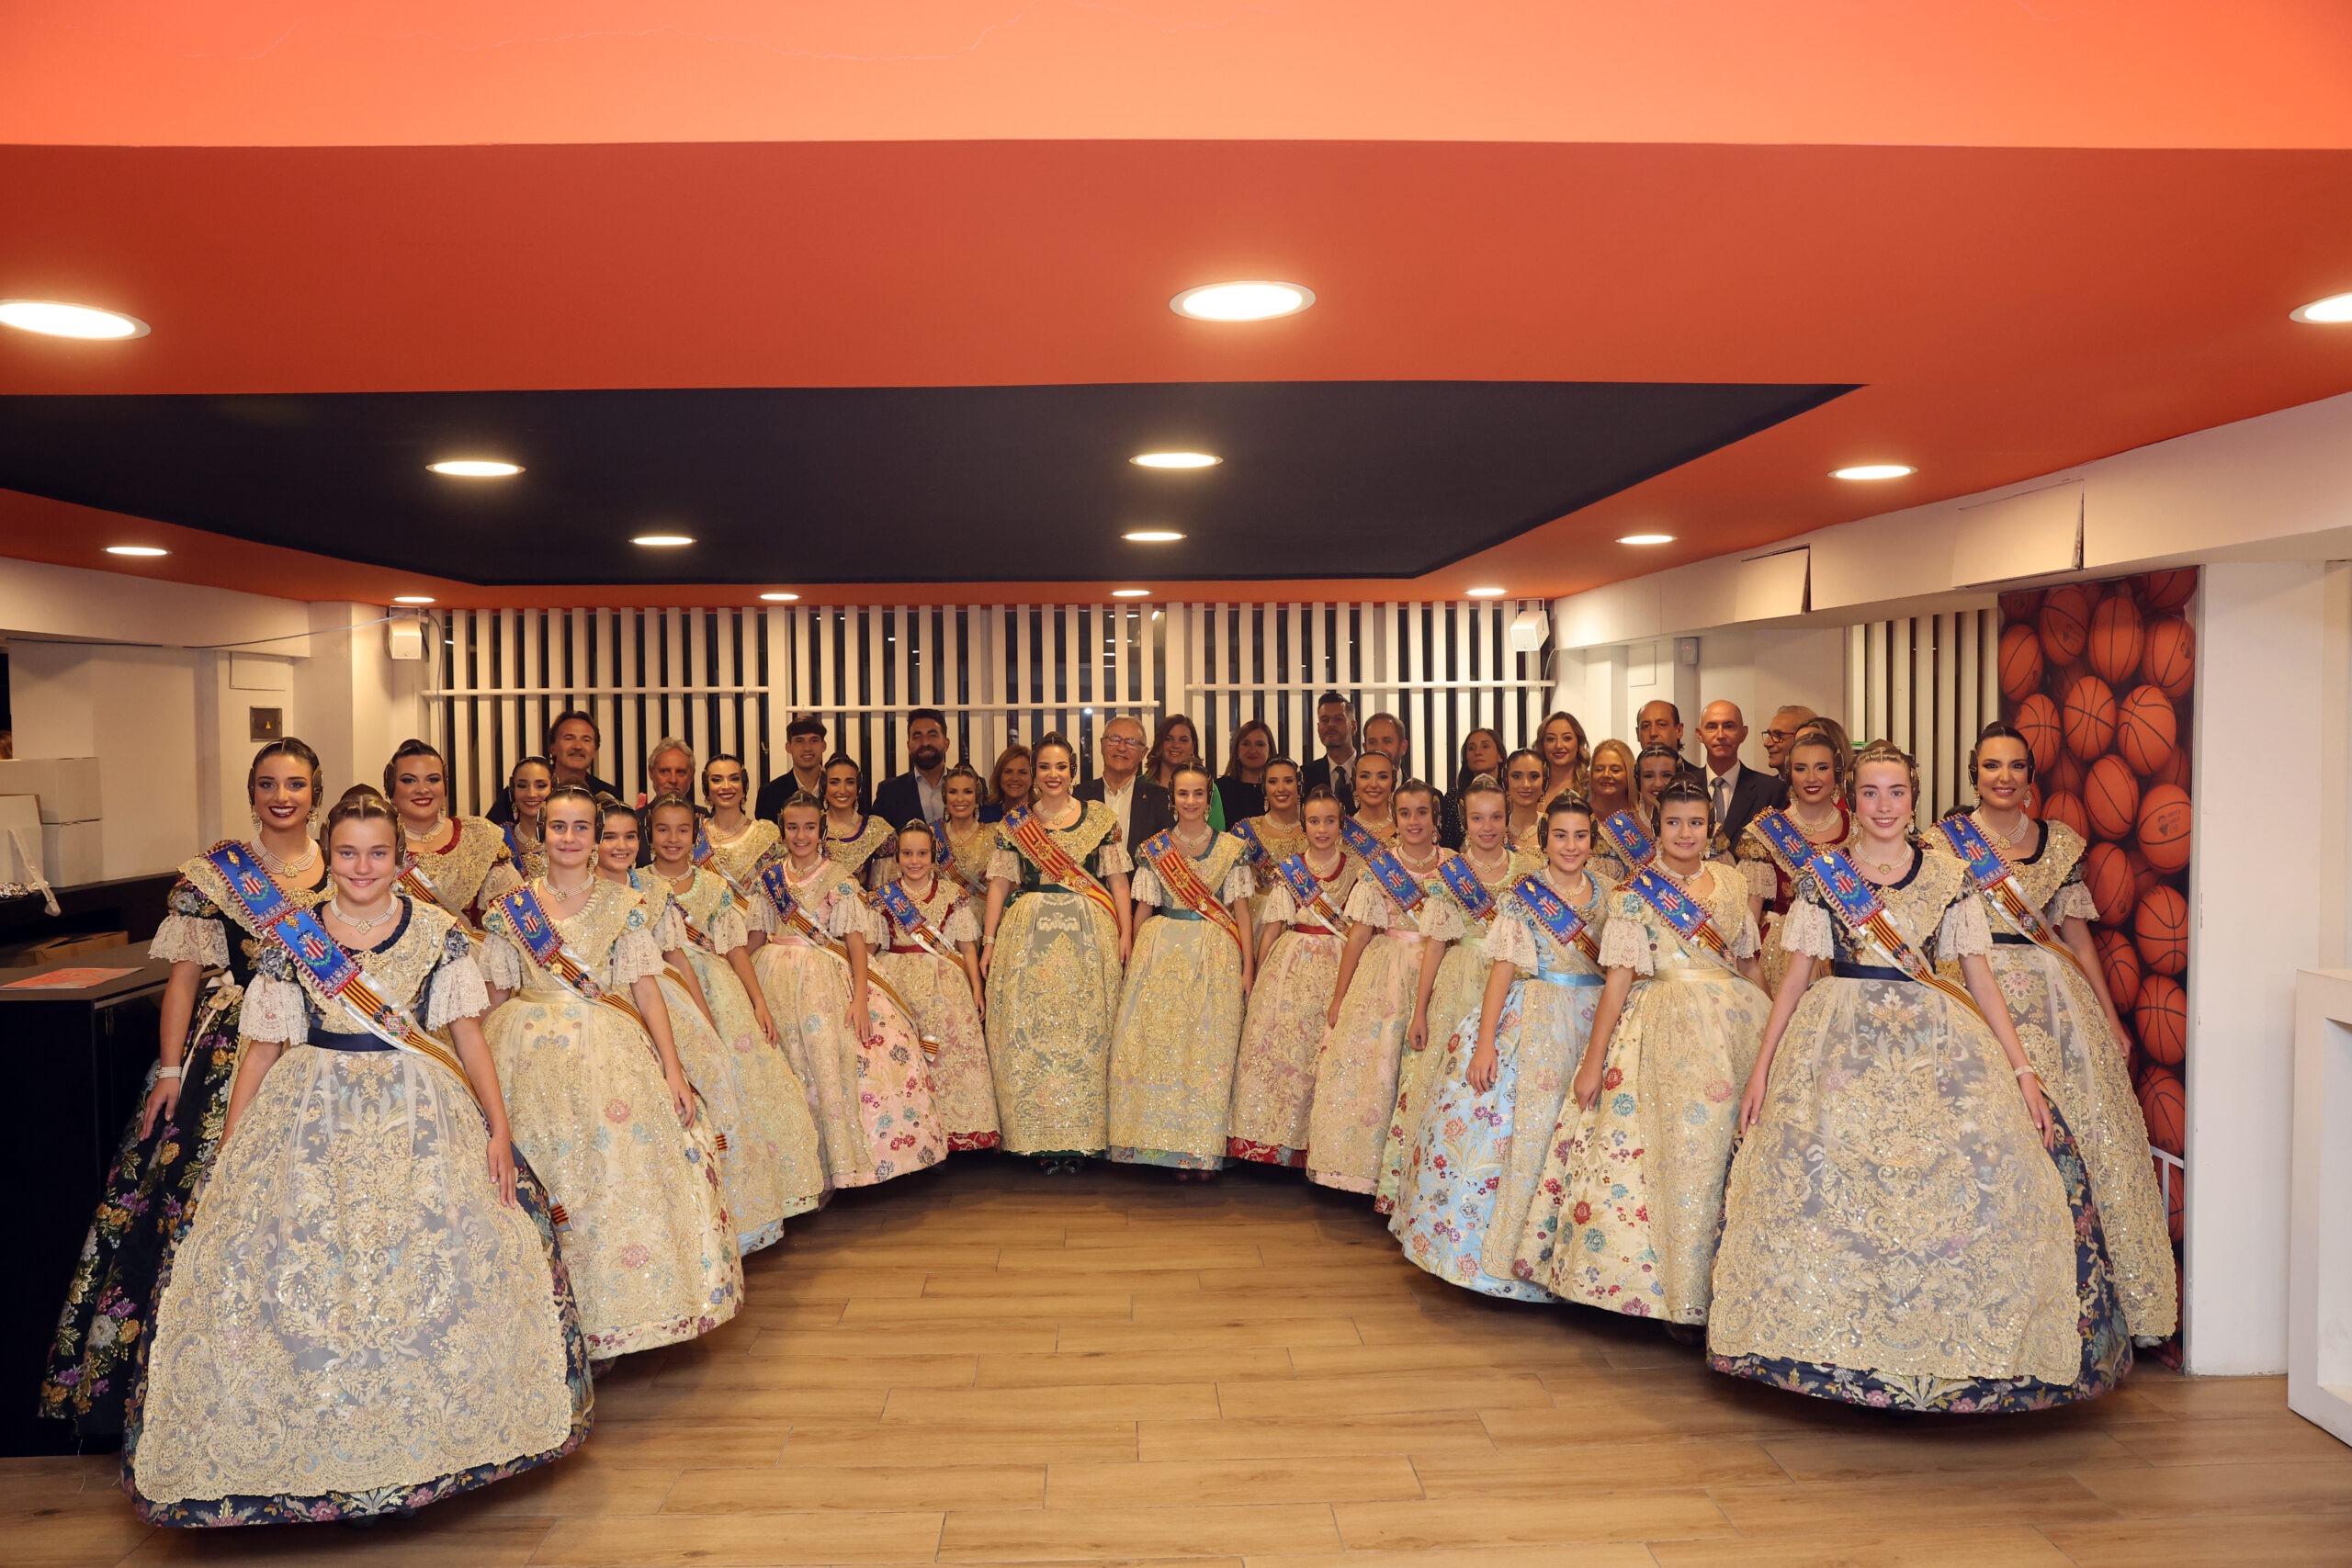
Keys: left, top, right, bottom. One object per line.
{"left": 1999, "top": 567, "right": 2195, "bottom": 1349}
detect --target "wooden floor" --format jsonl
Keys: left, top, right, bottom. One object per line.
{"left": 12, "top": 1156, "right": 2351, "bottom": 1567}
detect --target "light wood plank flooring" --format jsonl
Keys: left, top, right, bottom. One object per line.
{"left": 11, "top": 1156, "right": 2349, "bottom": 1566}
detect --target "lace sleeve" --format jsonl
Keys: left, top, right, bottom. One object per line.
{"left": 987, "top": 848, "right": 1022, "bottom": 885}
{"left": 479, "top": 860, "right": 523, "bottom": 914}
{"left": 1781, "top": 897, "right": 1837, "bottom": 961}
{"left": 608, "top": 926, "right": 666, "bottom": 987}
{"left": 825, "top": 886, "right": 888, "bottom": 946}
{"left": 241, "top": 968, "right": 311, "bottom": 1044}
{"left": 1938, "top": 892, "right": 1994, "bottom": 960}
{"left": 1258, "top": 881, "right": 1300, "bottom": 926}
{"left": 708, "top": 898, "right": 751, "bottom": 954}
{"left": 1128, "top": 863, "right": 1166, "bottom": 908}
{"left": 1342, "top": 878, "right": 1393, "bottom": 930}
{"left": 149, "top": 910, "right": 229, "bottom": 968}
{"left": 1413, "top": 896, "right": 1465, "bottom": 942}
{"left": 941, "top": 899, "right": 980, "bottom": 945}
{"left": 1598, "top": 893, "right": 1654, "bottom": 975}
{"left": 481, "top": 930, "right": 524, "bottom": 990}
{"left": 1484, "top": 912, "right": 1539, "bottom": 970}
{"left": 2048, "top": 882, "right": 2098, "bottom": 924}
{"left": 425, "top": 947, "right": 492, "bottom": 1029}
{"left": 650, "top": 901, "right": 689, "bottom": 953}
{"left": 1094, "top": 840, "right": 1134, "bottom": 879}
{"left": 1218, "top": 862, "right": 1257, "bottom": 904}
{"left": 742, "top": 891, "right": 778, "bottom": 936}
{"left": 1727, "top": 899, "right": 1762, "bottom": 960}
{"left": 1742, "top": 857, "right": 1779, "bottom": 901}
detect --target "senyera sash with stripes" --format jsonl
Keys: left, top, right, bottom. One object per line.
{"left": 1140, "top": 830, "right": 1247, "bottom": 955}
{"left": 1623, "top": 866, "right": 1749, "bottom": 983}
{"left": 202, "top": 845, "right": 480, "bottom": 1105}
{"left": 1273, "top": 853, "right": 1353, "bottom": 935}
{"left": 1437, "top": 855, "right": 1501, "bottom": 931}
{"left": 1599, "top": 809, "right": 1657, "bottom": 869}
{"left": 1510, "top": 873, "right": 1602, "bottom": 963}
{"left": 1339, "top": 818, "right": 1428, "bottom": 918}
{"left": 493, "top": 883, "right": 650, "bottom": 1030}
{"left": 1748, "top": 808, "right": 1830, "bottom": 893}
{"left": 1001, "top": 805, "right": 1122, "bottom": 924}
{"left": 753, "top": 862, "right": 924, "bottom": 1026}
{"left": 1808, "top": 848, "right": 1988, "bottom": 1021}
{"left": 1938, "top": 815, "right": 2097, "bottom": 984}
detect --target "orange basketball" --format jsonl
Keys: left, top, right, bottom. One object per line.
{"left": 2136, "top": 568, "right": 2198, "bottom": 611}
{"left": 2061, "top": 673, "right": 2117, "bottom": 761}
{"left": 2126, "top": 844, "right": 2167, "bottom": 905}
{"left": 1997, "top": 621, "right": 2045, "bottom": 702}
{"left": 2084, "top": 841, "right": 2136, "bottom": 925}
{"left": 2046, "top": 747, "right": 2086, "bottom": 801}
{"left": 2096, "top": 926, "right": 2143, "bottom": 1011}
{"left": 2086, "top": 593, "right": 2143, "bottom": 683}
{"left": 2012, "top": 692, "right": 2063, "bottom": 774}
{"left": 2147, "top": 736, "right": 2192, "bottom": 791}
{"left": 2137, "top": 784, "right": 2193, "bottom": 874}
{"left": 2084, "top": 755, "right": 2141, "bottom": 841}
{"left": 2040, "top": 789, "right": 2089, "bottom": 842}
{"left": 2116, "top": 684, "right": 2178, "bottom": 776}
{"left": 2141, "top": 615, "right": 2195, "bottom": 700}
{"left": 2138, "top": 1065, "right": 2185, "bottom": 1157}
{"left": 2134, "top": 884, "right": 2190, "bottom": 976}
{"left": 2160, "top": 1158, "right": 2185, "bottom": 1242}
{"left": 2003, "top": 587, "right": 2048, "bottom": 620}
{"left": 2134, "top": 974, "right": 2188, "bottom": 1067}
{"left": 2038, "top": 583, "right": 2096, "bottom": 665}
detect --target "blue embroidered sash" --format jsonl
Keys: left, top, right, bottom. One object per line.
{"left": 1937, "top": 816, "right": 2094, "bottom": 981}
{"left": 876, "top": 877, "right": 963, "bottom": 964}
{"left": 494, "top": 884, "right": 648, "bottom": 1028}
{"left": 1232, "top": 818, "right": 1273, "bottom": 869}
{"left": 1273, "top": 853, "right": 1353, "bottom": 934}
{"left": 1749, "top": 808, "right": 1826, "bottom": 888}
{"left": 261, "top": 902, "right": 480, "bottom": 1101}
{"left": 1437, "top": 855, "right": 1500, "bottom": 930}
{"left": 1346, "top": 830, "right": 1428, "bottom": 921}
{"left": 926, "top": 817, "right": 955, "bottom": 876}
{"left": 757, "top": 862, "right": 922, "bottom": 1022}
{"left": 1624, "top": 866, "right": 1747, "bottom": 980}
{"left": 1511, "top": 874, "right": 1601, "bottom": 964}
{"left": 1600, "top": 810, "right": 1657, "bottom": 869}
{"left": 1809, "top": 849, "right": 1986, "bottom": 1019}
{"left": 1337, "top": 817, "right": 1386, "bottom": 863}
{"left": 203, "top": 840, "right": 298, "bottom": 934}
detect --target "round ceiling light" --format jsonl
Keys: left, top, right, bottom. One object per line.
{"left": 1831, "top": 463, "right": 1916, "bottom": 481}
{"left": 1123, "top": 529, "right": 1186, "bottom": 543}
{"left": 759, "top": 592, "right": 801, "bottom": 602}
{"left": 105, "top": 544, "right": 168, "bottom": 557}
{"left": 0, "top": 299, "right": 150, "bottom": 339}
{"left": 1465, "top": 586, "right": 1508, "bottom": 599}
{"left": 2290, "top": 291, "right": 2352, "bottom": 324}
{"left": 1170, "top": 281, "right": 1314, "bottom": 321}
{"left": 1111, "top": 589, "right": 1152, "bottom": 599}
{"left": 1131, "top": 452, "right": 1221, "bottom": 469}
{"left": 392, "top": 594, "right": 435, "bottom": 604}
{"left": 631, "top": 534, "right": 695, "bottom": 547}
{"left": 427, "top": 458, "right": 523, "bottom": 478}
{"left": 1618, "top": 533, "right": 1677, "bottom": 546}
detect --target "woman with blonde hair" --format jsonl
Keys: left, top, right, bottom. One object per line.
{"left": 1538, "top": 710, "right": 1591, "bottom": 800}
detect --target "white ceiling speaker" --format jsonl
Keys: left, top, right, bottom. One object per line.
{"left": 1509, "top": 608, "right": 1551, "bottom": 652}
{"left": 387, "top": 610, "right": 427, "bottom": 660}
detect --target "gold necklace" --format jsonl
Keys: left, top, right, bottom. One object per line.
{"left": 1396, "top": 842, "right": 1442, "bottom": 873}
{"left": 252, "top": 837, "right": 319, "bottom": 877}
{"left": 1172, "top": 822, "right": 1214, "bottom": 853}
{"left": 1789, "top": 803, "right": 1843, "bottom": 839}
{"left": 328, "top": 897, "right": 396, "bottom": 935}
{"left": 1973, "top": 807, "right": 2033, "bottom": 854}
{"left": 1464, "top": 845, "right": 1511, "bottom": 881}
{"left": 1855, "top": 841, "right": 1912, "bottom": 880}
{"left": 544, "top": 872, "right": 594, "bottom": 902}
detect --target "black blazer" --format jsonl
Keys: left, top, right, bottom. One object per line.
{"left": 1074, "top": 775, "right": 1175, "bottom": 855}
{"left": 1710, "top": 763, "right": 1790, "bottom": 849}
{"left": 1299, "top": 755, "right": 1358, "bottom": 816}
{"left": 753, "top": 770, "right": 827, "bottom": 825}
{"left": 487, "top": 771, "right": 618, "bottom": 825}
{"left": 869, "top": 772, "right": 943, "bottom": 833}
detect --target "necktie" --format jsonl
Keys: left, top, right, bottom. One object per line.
{"left": 1713, "top": 773, "right": 1731, "bottom": 824}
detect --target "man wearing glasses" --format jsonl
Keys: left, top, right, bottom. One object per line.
{"left": 1076, "top": 714, "right": 1175, "bottom": 854}
{"left": 1758, "top": 705, "right": 1819, "bottom": 775}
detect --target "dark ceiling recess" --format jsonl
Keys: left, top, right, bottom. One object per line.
{"left": 0, "top": 382, "right": 1850, "bottom": 585}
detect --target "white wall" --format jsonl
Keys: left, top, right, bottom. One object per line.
{"left": 8, "top": 641, "right": 202, "bottom": 879}
{"left": 1546, "top": 627, "right": 1846, "bottom": 771}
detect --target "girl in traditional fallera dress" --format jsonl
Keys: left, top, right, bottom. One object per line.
{"left": 821, "top": 755, "right": 895, "bottom": 887}
{"left": 872, "top": 821, "right": 1001, "bottom": 1153}
{"left": 126, "top": 790, "right": 588, "bottom": 1527}
{"left": 1107, "top": 763, "right": 1257, "bottom": 1175}
{"left": 1503, "top": 748, "right": 1548, "bottom": 855}
{"left": 1347, "top": 750, "right": 1401, "bottom": 849}
{"left": 643, "top": 795, "right": 828, "bottom": 1221}
{"left": 933, "top": 762, "right": 999, "bottom": 897}
{"left": 388, "top": 738, "right": 522, "bottom": 928}
{"left": 1396, "top": 794, "right": 1611, "bottom": 1301}
{"left": 1737, "top": 719, "right": 1855, "bottom": 996}
{"left": 481, "top": 786, "right": 741, "bottom": 1359}
{"left": 1233, "top": 756, "right": 1307, "bottom": 931}
{"left": 748, "top": 795, "right": 944, "bottom": 1188}
{"left": 1708, "top": 741, "right": 2131, "bottom": 1411}
{"left": 1944, "top": 722, "right": 2177, "bottom": 1342}
{"left": 1306, "top": 780, "right": 1462, "bottom": 1194}
{"left": 504, "top": 755, "right": 555, "bottom": 882}
{"left": 700, "top": 753, "right": 779, "bottom": 887}
{"left": 1376, "top": 775, "right": 1537, "bottom": 1213}
{"left": 1540, "top": 710, "right": 1592, "bottom": 802}
{"left": 1514, "top": 777, "right": 1770, "bottom": 1323}
{"left": 41, "top": 740, "right": 332, "bottom": 1439}
{"left": 1227, "top": 788, "right": 1360, "bottom": 1168}
{"left": 981, "top": 733, "right": 1134, "bottom": 1171}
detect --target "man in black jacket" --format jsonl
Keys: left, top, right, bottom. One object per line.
{"left": 1298, "top": 692, "right": 1360, "bottom": 813}
{"left": 1075, "top": 714, "right": 1173, "bottom": 853}
{"left": 1698, "top": 699, "right": 1788, "bottom": 848}
{"left": 871, "top": 709, "right": 952, "bottom": 829}
{"left": 754, "top": 714, "right": 831, "bottom": 823}
{"left": 487, "top": 710, "right": 619, "bottom": 824}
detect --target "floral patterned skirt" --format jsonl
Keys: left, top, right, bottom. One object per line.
{"left": 660, "top": 965, "right": 789, "bottom": 1255}
{"left": 124, "top": 1043, "right": 592, "bottom": 1525}
{"left": 1374, "top": 937, "right": 1494, "bottom": 1213}
{"left": 677, "top": 946, "right": 829, "bottom": 1225}
{"left": 753, "top": 941, "right": 944, "bottom": 1187}
{"left": 40, "top": 984, "right": 243, "bottom": 1438}
{"left": 982, "top": 892, "right": 1122, "bottom": 1156}
{"left": 875, "top": 949, "right": 1001, "bottom": 1153}
{"left": 1227, "top": 931, "right": 1341, "bottom": 1168}
{"left": 1306, "top": 933, "right": 1426, "bottom": 1194}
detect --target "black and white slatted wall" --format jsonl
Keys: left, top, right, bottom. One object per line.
{"left": 1844, "top": 607, "right": 2002, "bottom": 825}
{"left": 425, "top": 601, "right": 1553, "bottom": 815}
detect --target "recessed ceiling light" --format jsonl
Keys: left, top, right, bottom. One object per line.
{"left": 1123, "top": 529, "right": 1186, "bottom": 543}
{"left": 0, "top": 299, "right": 149, "bottom": 339}
{"left": 392, "top": 594, "right": 435, "bottom": 604}
{"left": 759, "top": 592, "right": 800, "bottom": 602}
{"left": 1618, "top": 533, "right": 1677, "bottom": 546}
{"left": 2290, "top": 291, "right": 2352, "bottom": 324}
{"left": 1170, "top": 281, "right": 1314, "bottom": 321}
{"left": 1465, "top": 586, "right": 1508, "bottom": 598}
{"left": 1831, "top": 463, "right": 1916, "bottom": 481}
{"left": 427, "top": 458, "right": 523, "bottom": 478}
{"left": 1111, "top": 589, "right": 1152, "bottom": 598}
{"left": 632, "top": 534, "right": 694, "bottom": 547}
{"left": 1131, "top": 452, "right": 1221, "bottom": 469}
{"left": 105, "top": 544, "right": 168, "bottom": 557}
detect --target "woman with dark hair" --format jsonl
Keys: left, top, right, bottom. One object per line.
{"left": 820, "top": 753, "right": 893, "bottom": 886}
{"left": 1228, "top": 786, "right": 1360, "bottom": 1168}
{"left": 1737, "top": 718, "right": 1855, "bottom": 995}
{"left": 1634, "top": 743, "right": 1684, "bottom": 830}
{"left": 698, "top": 752, "right": 778, "bottom": 886}
{"left": 980, "top": 743, "right": 1033, "bottom": 824}
{"left": 1234, "top": 756, "right": 1307, "bottom": 931}
{"left": 1501, "top": 747, "right": 1548, "bottom": 854}
{"left": 872, "top": 820, "right": 1000, "bottom": 1154}
{"left": 1218, "top": 717, "right": 1276, "bottom": 826}
{"left": 1148, "top": 712, "right": 1226, "bottom": 830}
{"left": 503, "top": 755, "right": 556, "bottom": 882}
{"left": 386, "top": 738, "right": 520, "bottom": 928}
{"left": 42, "top": 740, "right": 333, "bottom": 1439}
{"left": 1348, "top": 750, "right": 1400, "bottom": 847}
{"left": 1442, "top": 728, "right": 1505, "bottom": 851}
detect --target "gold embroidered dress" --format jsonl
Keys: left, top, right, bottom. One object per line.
{"left": 1305, "top": 857, "right": 1464, "bottom": 1194}
{"left": 936, "top": 818, "right": 1000, "bottom": 898}
{"left": 1513, "top": 864, "right": 1768, "bottom": 1322}
{"left": 411, "top": 814, "right": 523, "bottom": 928}
{"left": 702, "top": 817, "right": 779, "bottom": 889}
{"left": 823, "top": 813, "right": 895, "bottom": 887}
{"left": 1706, "top": 849, "right": 2132, "bottom": 1411}
{"left": 984, "top": 801, "right": 1132, "bottom": 1156}
{"left": 1737, "top": 805, "right": 1853, "bottom": 995}
{"left": 1106, "top": 831, "right": 1256, "bottom": 1169}
{"left": 482, "top": 878, "right": 741, "bottom": 1357}
{"left": 749, "top": 857, "right": 944, "bottom": 1187}
{"left": 1958, "top": 819, "right": 2177, "bottom": 1340}
{"left": 1395, "top": 868, "right": 1611, "bottom": 1302}
{"left": 871, "top": 874, "right": 1001, "bottom": 1152}
{"left": 1234, "top": 814, "right": 1306, "bottom": 929}
{"left": 1227, "top": 856, "right": 1362, "bottom": 1167}
{"left": 128, "top": 897, "right": 590, "bottom": 1526}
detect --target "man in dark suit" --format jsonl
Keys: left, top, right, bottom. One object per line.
{"left": 1697, "top": 699, "right": 1788, "bottom": 848}
{"left": 1298, "top": 691, "right": 1360, "bottom": 813}
{"left": 870, "top": 708, "right": 952, "bottom": 829}
{"left": 487, "top": 709, "right": 620, "bottom": 824}
{"left": 1075, "top": 714, "right": 1172, "bottom": 854}
{"left": 754, "top": 714, "right": 831, "bottom": 823}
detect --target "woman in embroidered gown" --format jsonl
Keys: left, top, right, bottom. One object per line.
{"left": 387, "top": 738, "right": 521, "bottom": 927}
{"left": 481, "top": 786, "right": 740, "bottom": 1359}
{"left": 643, "top": 795, "right": 827, "bottom": 1224}
{"left": 1396, "top": 794, "right": 1611, "bottom": 1301}
{"left": 1347, "top": 750, "right": 1400, "bottom": 849}
{"left": 701, "top": 753, "right": 779, "bottom": 887}
{"left": 980, "top": 733, "right": 1133, "bottom": 1170}
{"left": 820, "top": 755, "right": 894, "bottom": 887}
{"left": 1737, "top": 720, "right": 1854, "bottom": 995}
{"left": 126, "top": 791, "right": 588, "bottom": 1526}
{"left": 1234, "top": 757, "right": 1306, "bottom": 931}
{"left": 871, "top": 821, "right": 1000, "bottom": 1153}
{"left": 749, "top": 795, "right": 944, "bottom": 1188}
{"left": 1108, "top": 764, "right": 1257, "bottom": 1175}
{"left": 41, "top": 740, "right": 332, "bottom": 1439}
{"left": 1227, "top": 788, "right": 1360, "bottom": 1168}
{"left": 1708, "top": 742, "right": 2132, "bottom": 1410}
{"left": 1376, "top": 776, "right": 1536, "bottom": 1213}
{"left": 1503, "top": 748, "right": 1548, "bottom": 855}
{"left": 1540, "top": 710, "right": 1592, "bottom": 803}
{"left": 934, "top": 762, "right": 998, "bottom": 897}
{"left": 1952, "top": 722, "right": 2177, "bottom": 1343}
{"left": 1307, "top": 781, "right": 1461, "bottom": 1194}
{"left": 1514, "top": 778, "right": 1770, "bottom": 1323}
{"left": 504, "top": 755, "right": 554, "bottom": 882}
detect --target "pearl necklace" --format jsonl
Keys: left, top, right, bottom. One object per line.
{"left": 1171, "top": 822, "right": 1214, "bottom": 854}
{"left": 329, "top": 897, "right": 395, "bottom": 934}
{"left": 1395, "top": 843, "right": 1442, "bottom": 874}
{"left": 252, "top": 837, "right": 319, "bottom": 877}
{"left": 406, "top": 814, "right": 450, "bottom": 849}
{"left": 1654, "top": 859, "right": 1707, "bottom": 891}
{"left": 1464, "top": 845, "right": 1512, "bottom": 882}
{"left": 543, "top": 873, "right": 595, "bottom": 903}
{"left": 1973, "top": 807, "right": 2034, "bottom": 856}
{"left": 1789, "top": 804, "right": 1844, "bottom": 840}
{"left": 1855, "top": 842, "right": 1913, "bottom": 880}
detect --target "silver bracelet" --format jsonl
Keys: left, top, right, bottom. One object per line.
{"left": 2014, "top": 1065, "right": 2039, "bottom": 1080}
